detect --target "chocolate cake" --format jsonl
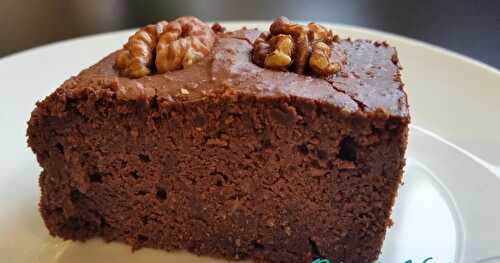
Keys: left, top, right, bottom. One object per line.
{"left": 27, "top": 16, "right": 409, "bottom": 263}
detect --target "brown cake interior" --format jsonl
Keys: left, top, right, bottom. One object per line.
{"left": 29, "top": 91, "right": 406, "bottom": 262}
{"left": 28, "top": 22, "right": 409, "bottom": 262}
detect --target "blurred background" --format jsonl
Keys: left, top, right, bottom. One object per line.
{"left": 1, "top": 0, "right": 499, "bottom": 68}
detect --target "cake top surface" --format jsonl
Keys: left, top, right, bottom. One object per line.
{"left": 61, "top": 17, "right": 409, "bottom": 120}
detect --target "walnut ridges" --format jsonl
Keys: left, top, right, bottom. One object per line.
{"left": 252, "top": 16, "right": 342, "bottom": 76}
{"left": 115, "top": 21, "right": 169, "bottom": 78}
{"left": 115, "top": 16, "right": 215, "bottom": 78}
{"left": 156, "top": 17, "right": 215, "bottom": 73}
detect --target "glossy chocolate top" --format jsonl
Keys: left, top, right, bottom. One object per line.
{"left": 62, "top": 28, "right": 409, "bottom": 120}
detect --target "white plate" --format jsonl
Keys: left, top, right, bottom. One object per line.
{"left": 0, "top": 22, "right": 499, "bottom": 263}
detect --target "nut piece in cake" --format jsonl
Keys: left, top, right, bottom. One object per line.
{"left": 115, "top": 21, "right": 169, "bottom": 78}
{"left": 252, "top": 16, "right": 342, "bottom": 76}
{"left": 309, "top": 42, "right": 341, "bottom": 76}
{"left": 264, "top": 34, "right": 294, "bottom": 71}
{"left": 156, "top": 16, "right": 215, "bottom": 73}
{"left": 115, "top": 16, "right": 216, "bottom": 78}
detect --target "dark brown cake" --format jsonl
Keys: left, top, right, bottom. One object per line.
{"left": 27, "top": 16, "right": 409, "bottom": 263}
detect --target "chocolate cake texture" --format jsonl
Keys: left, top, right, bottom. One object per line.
{"left": 27, "top": 16, "right": 409, "bottom": 263}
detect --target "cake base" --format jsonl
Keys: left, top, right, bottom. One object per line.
{"left": 29, "top": 92, "right": 406, "bottom": 262}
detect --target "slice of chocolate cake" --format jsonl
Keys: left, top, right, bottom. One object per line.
{"left": 27, "top": 16, "right": 409, "bottom": 263}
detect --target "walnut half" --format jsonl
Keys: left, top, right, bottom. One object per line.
{"left": 252, "top": 17, "right": 342, "bottom": 77}
{"left": 264, "top": 34, "right": 294, "bottom": 71}
{"left": 309, "top": 42, "right": 341, "bottom": 76}
{"left": 115, "top": 21, "right": 168, "bottom": 78}
{"left": 156, "top": 16, "right": 215, "bottom": 73}
{"left": 115, "top": 16, "right": 216, "bottom": 78}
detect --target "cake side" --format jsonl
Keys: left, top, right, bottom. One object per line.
{"left": 28, "top": 90, "right": 407, "bottom": 262}
{"left": 27, "top": 17, "right": 409, "bottom": 263}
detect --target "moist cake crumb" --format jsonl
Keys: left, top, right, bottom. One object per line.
{"left": 27, "top": 17, "right": 409, "bottom": 263}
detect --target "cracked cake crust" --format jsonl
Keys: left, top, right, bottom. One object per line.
{"left": 27, "top": 27, "right": 409, "bottom": 263}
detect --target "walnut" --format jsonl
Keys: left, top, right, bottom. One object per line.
{"left": 252, "top": 32, "right": 272, "bottom": 66}
{"left": 156, "top": 16, "right": 215, "bottom": 73}
{"left": 269, "top": 17, "right": 310, "bottom": 74}
{"left": 115, "top": 17, "right": 215, "bottom": 78}
{"left": 307, "top": 22, "right": 335, "bottom": 43}
{"left": 252, "top": 16, "right": 341, "bottom": 76}
{"left": 269, "top": 16, "right": 306, "bottom": 37}
{"left": 115, "top": 21, "right": 169, "bottom": 78}
{"left": 264, "top": 34, "right": 294, "bottom": 71}
{"left": 309, "top": 41, "right": 341, "bottom": 76}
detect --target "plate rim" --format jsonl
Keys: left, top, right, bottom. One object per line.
{"left": 408, "top": 124, "right": 500, "bottom": 262}
{"left": 409, "top": 124, "right": 498, "bottom": 177}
